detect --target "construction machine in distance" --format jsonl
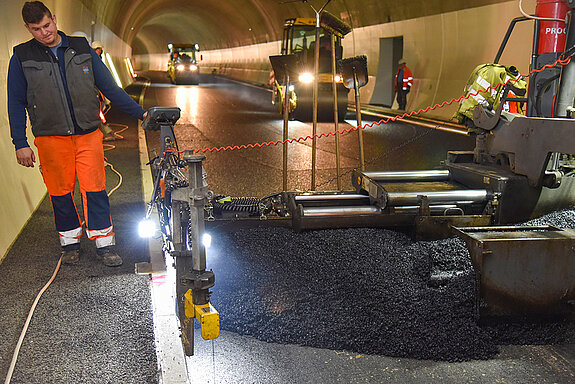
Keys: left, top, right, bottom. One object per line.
{"left": 272, "top": 16, "right": 350, "bottom": 121}
{"left": 167, "top": 43, "right": 201, "bottom": 85}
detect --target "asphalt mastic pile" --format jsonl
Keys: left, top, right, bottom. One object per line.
{"left": 209, "top": 209, "right": 575, "bottom": 362}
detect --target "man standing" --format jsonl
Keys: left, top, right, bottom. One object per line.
{"left": 7, "top": 1, "right": 146, "bottom": 266}
{"left": 395, "top": 58, "right": 413, "bottom": 111}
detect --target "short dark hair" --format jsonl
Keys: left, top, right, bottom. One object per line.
{"left": 22, "top": 1, "right": 52, "bottom": 24}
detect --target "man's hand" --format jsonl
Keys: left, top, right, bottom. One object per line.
{"left": 16, "top": 147, "right": 36, "bottom": 168}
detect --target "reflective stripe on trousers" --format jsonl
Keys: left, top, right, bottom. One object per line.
{"left": 34, "top": 129, "right": 115, "bottom": 248}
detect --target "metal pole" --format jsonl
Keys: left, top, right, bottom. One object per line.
{"left": 282, "top": 70, "right": 290, "bottom": 191}
{"left": 311, "top": 12, "right": 320, "bottom": 191}
{"left": 331, "top": 34, "right": 341, "bottom": 189}
{"left": 306, "top": 0, "right": 333, "bottom": 191}
{"left": 185, "top": 153, "right": 208, "bottom": 272}
{"left": 354, "top": 71, "right": 365, "bottom": 171}
{"left": 493, "top": 16, "right": 529, "bottom": 64}
{"left": 555, "top": 9, "right": 575, "bottom": 117}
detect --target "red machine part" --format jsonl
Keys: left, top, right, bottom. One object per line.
{"left": 536, "top": 0, "right": 570, "bottom": 54}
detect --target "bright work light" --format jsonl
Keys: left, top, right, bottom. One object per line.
{"left": 138, "top": 218, "right": 157, "bottom": 238}
{"left": 298, "top": 72, "right": 313, "bottom": 83}
{"left": 202, "top": 233, "right": 212, "bottom": 248}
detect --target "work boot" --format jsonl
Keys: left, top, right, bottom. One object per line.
{"left": 61, "top": 249, "right": 80, "bottom": 265}
{"left": 97, "top": 247, "right": 123, "bottom": 267}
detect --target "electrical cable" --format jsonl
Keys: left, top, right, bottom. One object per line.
{"left": 103, "top": 123, "right": 128, "bottom": 194}
{"left": 518, "top": 0, "right": 567, "bottom": 23}
{"left": 106, "top": 161, "right": 124, "bottom": 196}
{"left": 109, "top": 123, "right": 129, "bottom": 136}
{"left": 102, "top": 123, "right": 129, "bottom": 151}
{"left": 4, "top": 122, "right": 126, "bottom": 384}
{"left": 164, "top": 55, "right": 571, "bottom": 156}
{"left": 4, "top": 257, "right": 62, "bottom": 384}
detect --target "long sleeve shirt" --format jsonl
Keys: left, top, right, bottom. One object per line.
{"left": 8, "top": 31, "right": 145, "bottom": 150}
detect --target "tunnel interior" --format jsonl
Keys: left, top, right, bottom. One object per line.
{"left": 78, "top": 0, "right": 509, "bottom": 54}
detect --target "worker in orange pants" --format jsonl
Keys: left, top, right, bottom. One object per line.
{"left": 35, "top": 129, "right": 115, "bottom": 255}
{"left": 8, "top": 2, "right": 147, "bottom": 266}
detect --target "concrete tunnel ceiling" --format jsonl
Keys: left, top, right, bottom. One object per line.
{"left": 78, "top": 0, "right": 509, "bottom": 55}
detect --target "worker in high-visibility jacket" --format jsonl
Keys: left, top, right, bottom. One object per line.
{"left": 395, "top": 58, "right": 413, "bottom": 111}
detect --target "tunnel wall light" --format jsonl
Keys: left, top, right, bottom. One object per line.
{"left": 105, "top": 52, "right": 123, "bottom": 87}
{"left": 125, "top": 57, "right": 136, "bottom": 79}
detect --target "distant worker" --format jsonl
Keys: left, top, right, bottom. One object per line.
{"left": 308, "top": 35, "right": 333, "bottom": 72}
{"left": 91, "top": 40, "right": 122, "bottom": 141}
{"left": 395, "top": 58, "right": 413, "bottom": 111}
{"left": 91, "top": 40, "right": 103, "bottom": 57}
{"left": 268, "top": 69, "right": 275, "bottom": 88}
{"left": 8, "top": 1, "right": 147, "bottom": 266}
{"left": 318, "top": 36, "right": 333, "bottom": 72}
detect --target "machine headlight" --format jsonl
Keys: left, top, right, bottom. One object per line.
{"left": 298, "top": 72, "right": 314, "bottom": 83}
{"left": 138, "top": 218, "right": 157, "bottom": 238}
{"left": 334, "top": 74, "right": 342, "bottom": 82}
{"left": 202, "top": 233, "right": 212, "bottom": 248}
{"left": 190, "top": 64, "right": 198, "bottom": 71}
{"left": 176, "top": 64, "right": 185, "bottom": 71}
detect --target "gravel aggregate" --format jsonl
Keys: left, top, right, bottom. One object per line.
{"left": 209, "top": 209, "right": 575, "bottom": 362}
{"left": 522, "top": 208, "right": 575, "bottom": 228}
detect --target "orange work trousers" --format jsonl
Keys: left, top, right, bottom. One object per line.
{"left": 34, "top": 129, "right": 115, "bottom": 249}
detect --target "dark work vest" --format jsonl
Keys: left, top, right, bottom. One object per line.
{"left": 13, "top": 36, "right": 101, "bottom": 137}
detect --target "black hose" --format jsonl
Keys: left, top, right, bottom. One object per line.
{"left": 212, "top": 196, "right": 261, "bottom": 214}
{"left": 535, "top": 73, "right": 560, "bottom": 116}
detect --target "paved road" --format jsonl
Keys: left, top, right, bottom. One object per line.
{"left": 139, "top": 71, "right": 474, "bottom": 197}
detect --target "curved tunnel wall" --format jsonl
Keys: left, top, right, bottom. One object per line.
{"left": 0, "top": 0, "right": 135, "bottom": 261}
{"left": 133, "top": 1, "right": 532, "bottom": 118}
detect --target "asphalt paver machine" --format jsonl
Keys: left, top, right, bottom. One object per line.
{"left": 145, "top": 1, "right": 575, "bottom": 326}
{"left": 279, "top": 0, "right": 575, "bottom": 317}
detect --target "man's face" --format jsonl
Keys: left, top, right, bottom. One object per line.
{"left": 25, "top": 14, "right": 60, "bottom": 47}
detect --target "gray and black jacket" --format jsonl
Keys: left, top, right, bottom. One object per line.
{"left": 8, "top": 31, "right": 145, "bottom": 150}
